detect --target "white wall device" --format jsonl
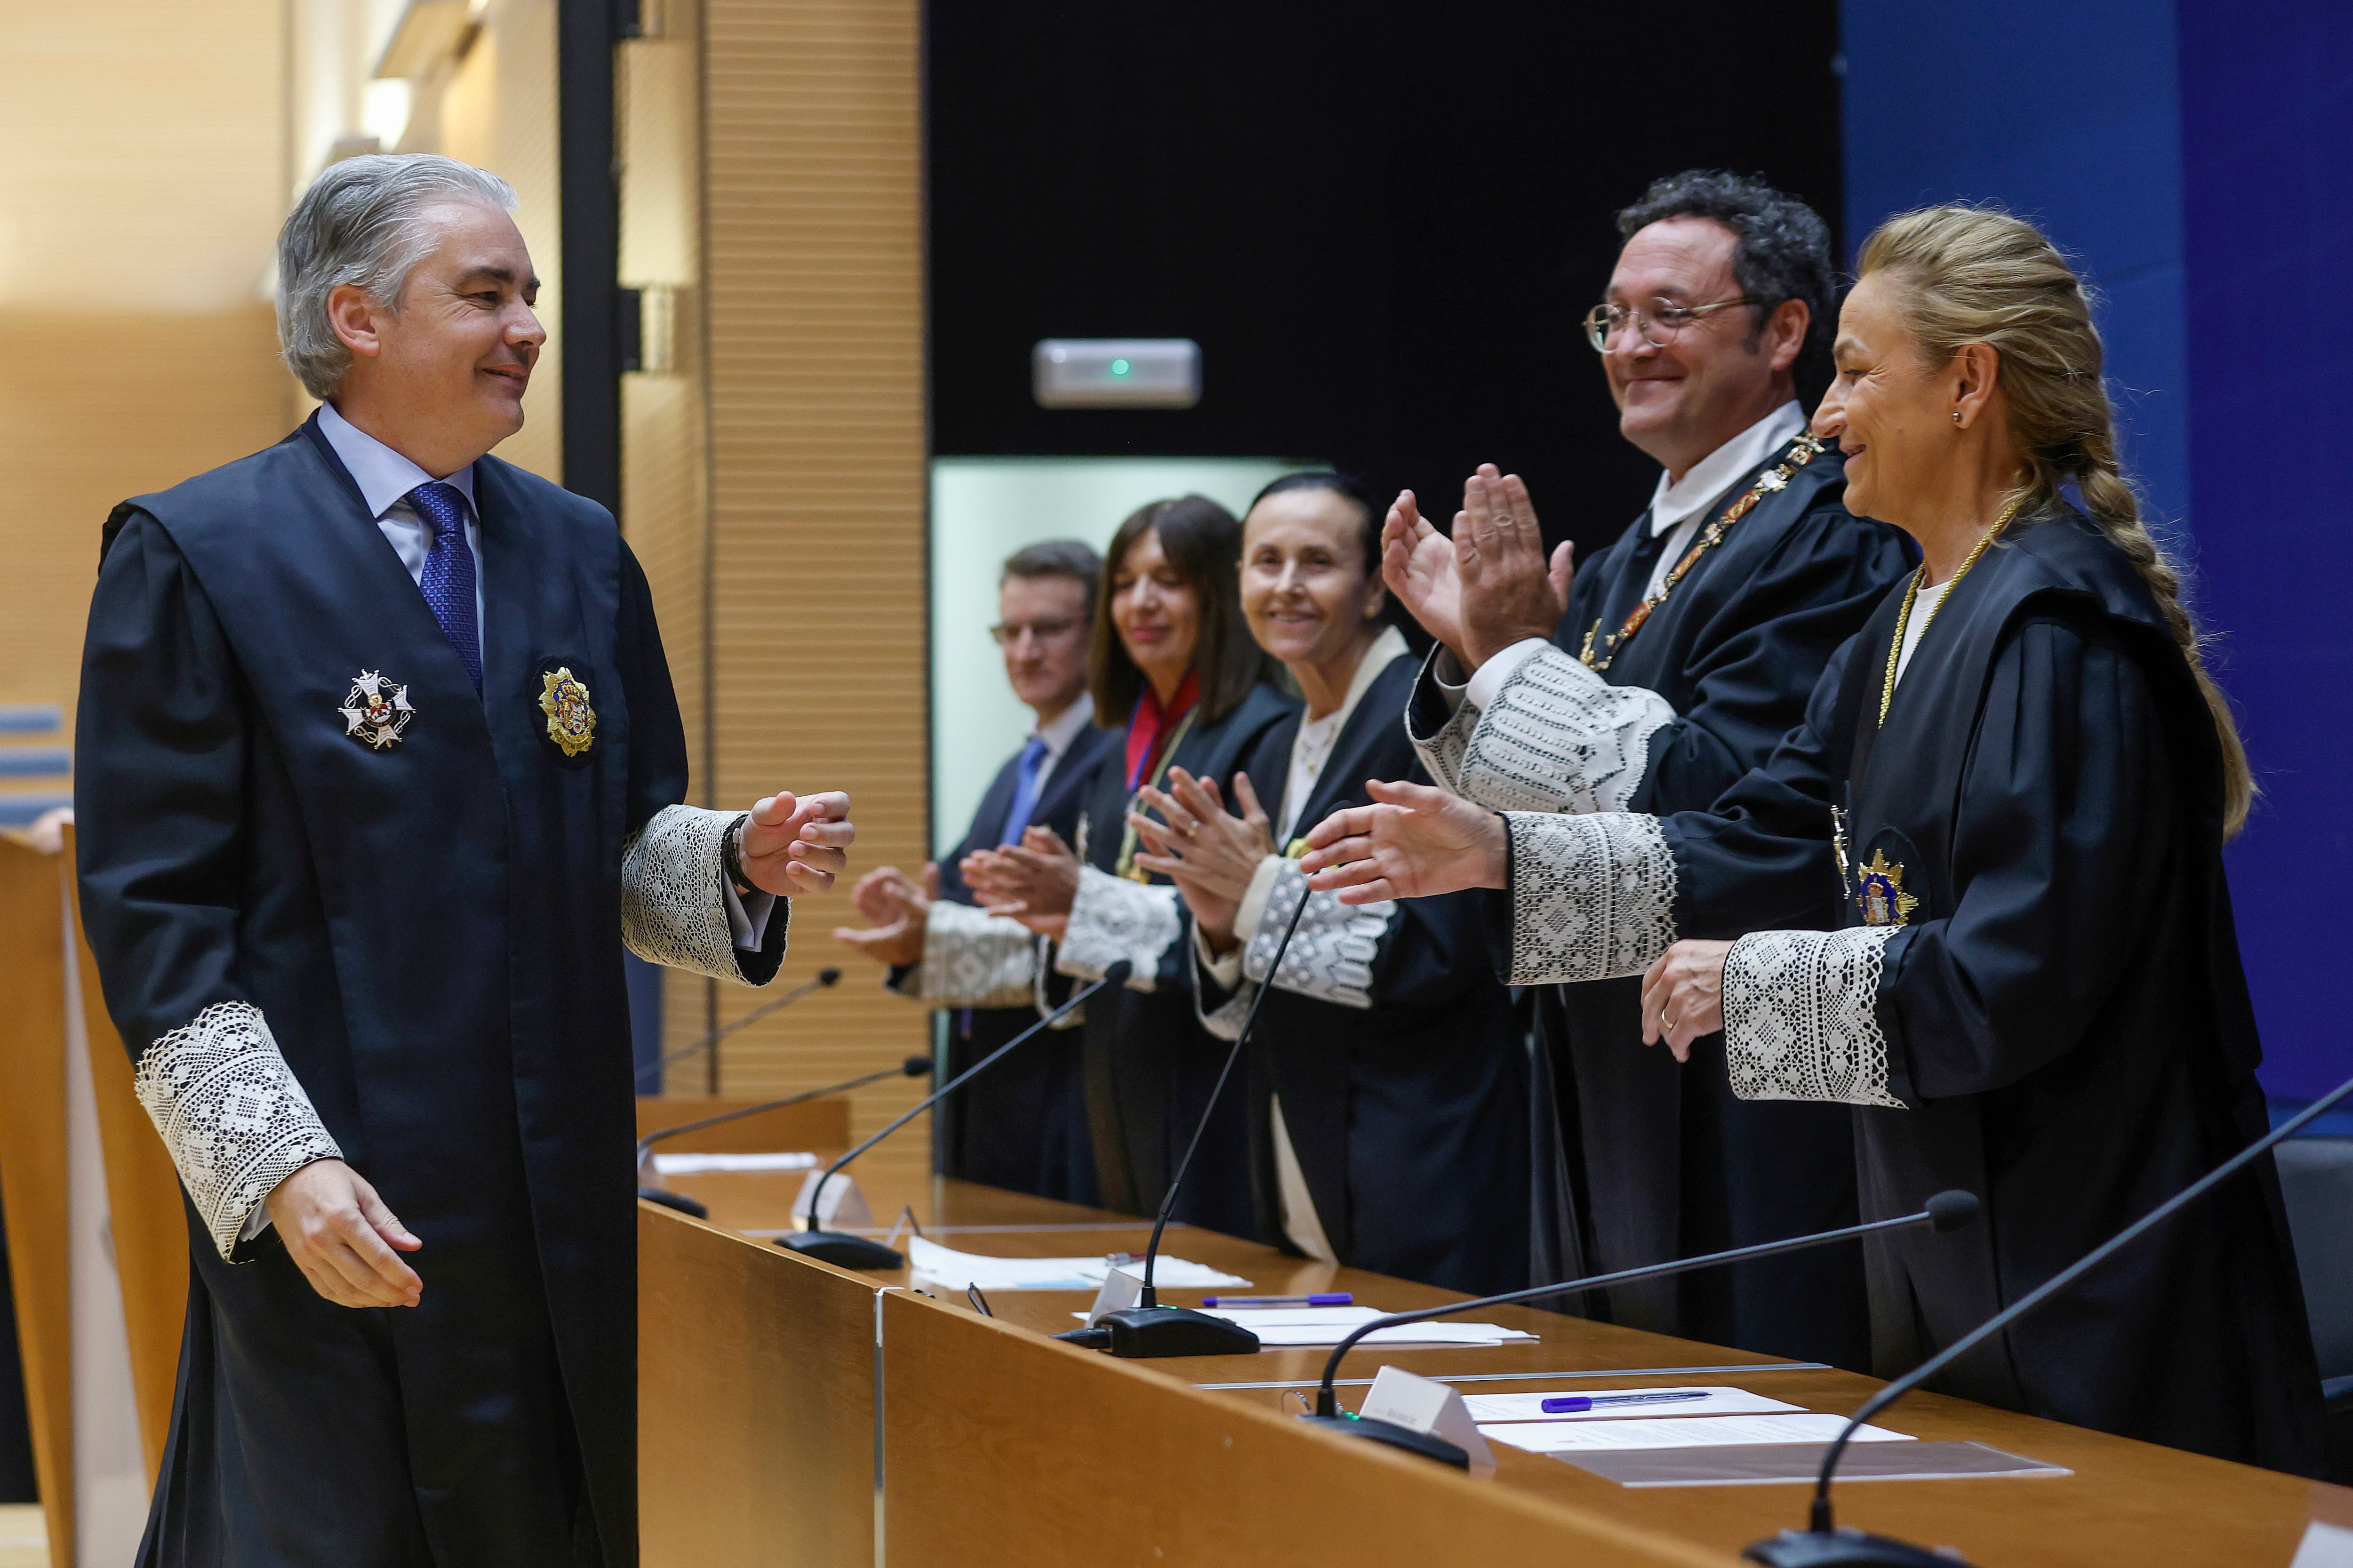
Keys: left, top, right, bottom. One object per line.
{"left": 1032, "top": 339, "right": 1201, "bottom": 409}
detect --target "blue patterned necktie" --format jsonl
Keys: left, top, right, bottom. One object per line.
{"left": 407, "top": 481, "right": 482, "bottom": 693}
{"left": 997, "top": 736, "right": 1050, "bottom": 845}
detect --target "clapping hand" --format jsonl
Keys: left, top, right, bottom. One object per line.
{"left": 1297, "top": 779, "right": 1509, "bottom": 905}
{"left": 1130, "top": 767, "right": 1276, "bottom": 950}
{"left": 1456, "top": 465, "right": 1574, "bottom": 670}
{"left": 738, "top": 790, "right": 855, "bottom": 897}
{"left": 1382, "top": 488, "right": 1468, "bottom": 664}
{"left": 832, "top": 863, "right": 934, "bottom": 968}
{"left": 964, "top": 825, "right": 1080, "bottom": 940}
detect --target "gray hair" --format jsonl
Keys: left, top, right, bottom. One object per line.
{"left": 276, "top": 153, "right": 518, "bottom": 400}
{"left": 1001, "top": 538, "right": 1104, "bottom": 614}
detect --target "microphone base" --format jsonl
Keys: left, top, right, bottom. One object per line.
{"left": 1745, "top": 1528, "right": 1972, "bottom": 1566}
{"left": 637, "top": 1186, "right": 709, "bottom": 1221}
{"left": 777, "top": 1230, "right": 905, "bottom": 1270}
{"left": 1092, "top": 1306, "right": 1262, "bottom": 1358}
{"left": 1295, "top": 1414, "right": 1469, "bottom": 1470}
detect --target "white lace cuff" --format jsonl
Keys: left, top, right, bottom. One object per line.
{"left": 1502, "top": 811, "right": 1678, "bottom": 985}
{"left": 1191, "top": 937, "right": 1256, "bottom": 1041}
{"left": 622, "top": 805, "right": 784, "bottom": 983}
{"left": 1457, "top": 646, "right": 1675, "bottom": 814}
{"left": 1242, "top": 859, "right": 1391, "bottom": 1009}
{"left": 1407, "top": 645, "right": 1480, "bottom": 798}
{"left": 1054, "top": 866, "right": 1179, "bottom": 992}
{"left": 911, "top": 899, "right": 1038, "bottom": 1007}
{"left": 132, "top": 1002, "right": 342, "bottom": 1261}
{"left": 1721, "top": 927, "right": 1906, "bottom": 1108}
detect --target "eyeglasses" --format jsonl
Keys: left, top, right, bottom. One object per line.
{"left": 1582, "top": 295, "right": 1758, "bottom": 353}
{"left": 989, "top": 616, "right": 1083, "bottom": 646}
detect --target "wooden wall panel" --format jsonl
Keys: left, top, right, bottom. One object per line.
{"left": 695, "top": 0, "right": 932, "bottom": 1181}
{"left": 60, "top": 831, "right": 184, "bottom": 1485}
{"left": 0, "top": 843, "right": 75, "bottom": 1568}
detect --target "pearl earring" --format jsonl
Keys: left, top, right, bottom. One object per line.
{"left": 1952, "top": 412, "right": 1963, "bottom": 424}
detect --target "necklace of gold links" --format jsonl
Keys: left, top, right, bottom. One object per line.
{"left": 1580, "top": 435, "right": 1827, "bottom": 672}
{"left": 1875, "top": 497, "right": 2024, "bottom": 728}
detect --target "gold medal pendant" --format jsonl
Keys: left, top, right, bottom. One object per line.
{"left": 537, "top": 666, "right": 597, "bottom": 757}
{"left": 339, "top": 670, "right": 414, "bottom": 750}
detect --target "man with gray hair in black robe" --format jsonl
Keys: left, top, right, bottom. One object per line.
{"left": 75, "top": 153, "right": 855, "bottom": 1566}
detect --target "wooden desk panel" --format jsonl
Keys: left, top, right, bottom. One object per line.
{"left": 646, "top": 1165, "right": 2350, "bottom": 1568}
{"left": 634, "top": 1093, "right": 852, "bottom": 1154}
{"left": 637, "top": 1201, "right": 889, "bottom": 1568}
{"left": 879, "top": 1289, "right": 1727, "bottom": 1568}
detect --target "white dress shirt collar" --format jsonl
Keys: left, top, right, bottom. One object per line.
{"left": 317, "top": 400, "right": 479, "bottom": 520}
{"left": 1646, "top": 401, "right": 1806, "bottom": 538}
{"left": 1031, "top": 691, "right": 1095, "bottom": 759}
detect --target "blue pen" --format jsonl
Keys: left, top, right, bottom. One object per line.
{"left": 1199, "top": 1292, "right": 1353, "bottom": 1308}
{"left": 1540, "top": 1391, "right": 1713, "bottom": 1414}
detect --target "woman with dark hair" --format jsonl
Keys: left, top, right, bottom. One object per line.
{"left": 960, "top": 495, "right": 1293, "bottom": 1231}
{"left": 1132, "top": 472, "right": 1530, "bottom": 1294}
{"left": 1303, "top": 208, "right": 2325, "bottom": 1473}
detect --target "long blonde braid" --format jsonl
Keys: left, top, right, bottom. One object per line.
{"left": 1858, "top": 205, "right": 2255, "bottom": 836}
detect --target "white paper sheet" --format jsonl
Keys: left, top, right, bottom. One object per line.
{"left": 1478, "top": 1413, "right": 1912, "bottom": 1454}
{"left": 1462, "top": 1386, "right": 1804, "bottom": 1423}
{"left": 908, "top": 1236, "right": 1249, "bottom": 1292}
{"left": 1201, "top": 1306, "right": 1538, "bottom": 1348}
{"left": 650, "top": 1151, "right": 818, "bottom": 1174}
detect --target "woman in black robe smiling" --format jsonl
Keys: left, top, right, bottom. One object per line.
{"left": 1302, "top": 205, "right": 2326, "bottom": 1473}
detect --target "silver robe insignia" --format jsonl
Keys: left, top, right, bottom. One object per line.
{"left": 538, "top": 667, "right": 596, "bottom": 757}
{"left": 339, "top": 671, "right": 413, "bottom": 750}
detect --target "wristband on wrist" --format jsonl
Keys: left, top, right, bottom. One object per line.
{"left": 722, "top": 811, "right": 754, "bottom": 894}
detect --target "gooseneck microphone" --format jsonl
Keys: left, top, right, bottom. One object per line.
{"left": 1745, "top": 1070, "right": 2353, "bottom": 1568}
{"left": 1060, "top": 892, "right": 1315, "bottom": 1359}
{"left": 634, "top": 1051, "right": 932, "bottom": 1219}
{"left": 1303, "top": 1192, "right": 1984, "bottom": 1467}
{"left": 781, "top": 960, "right": 1134, "bottom": 1270}
{"left": 634, "top": 966, "right": 843, "bottom": 1090}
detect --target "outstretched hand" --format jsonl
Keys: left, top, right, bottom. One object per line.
{"left": 1382, "top": 488, "right": 1467, "bottom": 664}
{"left": 265, "top": 1157, "right": 424, "bottom": 1309}
{"left": 739, "top": 790, "right": 855, "bottom": 897}
{"left": 1457, "top": 465, "right": 1574, "bottom": 670}
{"left": 1297, "top": 779, "right": 1509, "bottom": 905}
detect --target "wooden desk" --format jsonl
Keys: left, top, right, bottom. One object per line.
{"left": 641, "top": 1167, "right": 2353, "bottom": 1568}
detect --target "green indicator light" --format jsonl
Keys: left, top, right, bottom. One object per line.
{"left": 1110, "top": 358, "right": 1131, "bottom": 376}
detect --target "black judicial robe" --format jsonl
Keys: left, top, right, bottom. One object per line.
{"left": 75, "top": 418, "right": 780, "bottom": 1565}
{"left": 924, "top": 720, "right": 1120, "bottom": 1200}
{"left": 1668, "top": 510, "right": 2325, "bottom": 1473}
{"left": 1216, "top": 653, "right": 1530, "bottom": 1296}
{"left": 1446, "top": 437, "right": 1909, "bottom": 1362}
{"left": 1076, "top": 684, "right": 1296, "bottom": 1231}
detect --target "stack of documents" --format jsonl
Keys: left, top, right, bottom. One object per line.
{"left": 1198, "top": 1306, "right": 1539, "bottom": 1349}
{"left": 909, "top": 1236, "right": 1249, "bottom": 1292}
{"left": 650, "top": 1151, "right": 817, "bottom": 1175}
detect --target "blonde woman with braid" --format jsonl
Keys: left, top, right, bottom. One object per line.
{"left": 1302, "top": 206, "right": 2326, "bottom": 1473}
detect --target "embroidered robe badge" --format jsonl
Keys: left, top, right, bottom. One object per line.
{"left": 538, "top": 667, "right": 596, "bottom": 757}
{"left": 339, "top": 671, "right": 413, "bottom": 750}
{"left": 1856, "top": 848, "right": 1920, "bottom": 928}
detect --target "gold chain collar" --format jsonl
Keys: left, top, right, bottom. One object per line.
{"left": 1875, "top": 498, "right": 2024, "bottom": 728}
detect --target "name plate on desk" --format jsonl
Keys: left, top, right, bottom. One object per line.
{"left": 792, "top": 1170, "right": 873, "bottom": 1231}
{"left": 1358, "top": 1367, "right": 1495, "bottom": 1476}
{"left": 1086, "top": 1265, "right": 1144, "bottom": 1325}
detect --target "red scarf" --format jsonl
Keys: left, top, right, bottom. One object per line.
{"left": 1124, "top": 671, "right": 1200, "bottom": 789}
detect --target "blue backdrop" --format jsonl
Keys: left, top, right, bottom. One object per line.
{"left": 1844, "top": 0, "right": 2353, "bottom": 1103}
